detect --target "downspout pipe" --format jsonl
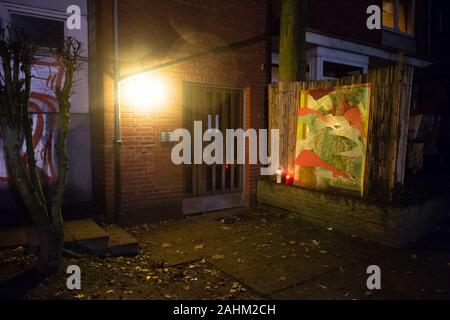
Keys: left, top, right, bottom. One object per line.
{"left": 113, "top": 0, "right": 121, "bottom": 223}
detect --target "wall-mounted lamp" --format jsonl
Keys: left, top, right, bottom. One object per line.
{"left": 121, "top": 74, "right": 168, "bottom": 112}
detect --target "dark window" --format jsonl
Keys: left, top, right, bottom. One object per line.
{"left": 323, "top": 61, "right": 363, "bottom": 79}
{"left": 271, "top": 63, "right": 310, "bottom": 82}
{"left": 11, "top": 13, "right": 64, "bottom": 48}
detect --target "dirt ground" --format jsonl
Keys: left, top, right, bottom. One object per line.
{"left": 1, "top": 206, "right": 450, "bottom": 300}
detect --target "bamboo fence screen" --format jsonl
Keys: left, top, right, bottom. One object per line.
{"left": 268, "top": 65, "right": 414, "bottom": 201}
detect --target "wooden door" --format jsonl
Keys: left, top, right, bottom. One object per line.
{"left": 183, "top": 83, "right": 244, "bottom": 214}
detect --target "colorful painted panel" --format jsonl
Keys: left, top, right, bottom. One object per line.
{"left": 0, "top": 59, "right": 64, "bottom": 183}
{"left": 293, "top": 84, "right": 371, "bottom": 194}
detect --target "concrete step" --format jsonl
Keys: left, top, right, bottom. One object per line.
{"left": 0, "top": 227, "right": 28, "bottom": 249}
{"left": 102, "top": 225, "right": 139, "bottom": 256}
{"left": 65, "top": 219, "right": 109, "bottom": 255}
{"left": 0, "top": 218, "right": 108, "bottom": 255}
{"left": 0, "top": 219, "right": 139, "bottom": 257}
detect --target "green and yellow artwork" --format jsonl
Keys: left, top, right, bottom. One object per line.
{"left": 293, "top": 84, "right": 371, "bottom": 194}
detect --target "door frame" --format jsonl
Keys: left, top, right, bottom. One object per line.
{"left": 182, "top": 82, "right": 247, "bottom": 214}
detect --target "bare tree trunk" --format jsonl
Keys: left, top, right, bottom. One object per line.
{"left": 50, "top": 39, "right": 81, "bottom": 265}
{"left": 1, "top": 124, "right": 59, "bottom": 274}
{"left": 48, "top": 110, "right": 69, "bottom": 266}
{"left": 1, "top": 30, "right": 82, "bottom": 276}
{"left": 279, "top": 0, "right": 308, "bottom": 81}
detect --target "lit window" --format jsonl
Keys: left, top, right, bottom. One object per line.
{"left": 382, "top": 0, "right": 395, "bottom": 29}
{"left": 398, "top": 0, "right": 414, "bottom": 34}
{"left": 382, "top": 0, "right": 414, "bottom": 35}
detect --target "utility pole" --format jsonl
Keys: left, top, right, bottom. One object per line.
{"left": 279, "top": 0, "right": 307, "bottom": 81}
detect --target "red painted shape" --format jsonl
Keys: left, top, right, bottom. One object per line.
{"left": 295, "top": 150, "right": 349, "bottom": 179}
{"left": 344, "top": 107, "right": 366, "bottom": 138}
{"left": 298, "top": 107, "right": 323, "bottom": 117}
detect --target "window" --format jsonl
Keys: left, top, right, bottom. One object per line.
{"left": 271, "top": 63, "right": 310, "bottom": 82}
{"left": 382, "top": 0, "right": 395, "bottom": 29}
{"left": 323, "top": 61, "right": 363, "bottom": 79}
{"left": 436, "top": 10, "right": 444, "bottom": 33}
{"left": 11, "top": 13, "right": 64, "bottom": 48}
{"left": 382, "top": 0, "right": 414, "bottom": 35}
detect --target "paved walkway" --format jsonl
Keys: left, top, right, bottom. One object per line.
{"left": 127, "top": 207, "right": 450, "bottom": 299}
{"left": 3, "top": 206, "right": 450, "bottom": 299}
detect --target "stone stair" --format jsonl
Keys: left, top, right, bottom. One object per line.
{"left": 0, "top": 218, "right": 138, "bottom": 256}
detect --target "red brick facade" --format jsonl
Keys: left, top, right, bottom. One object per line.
{"left": 89, "top": 0, "right": 268, "bottom": 224}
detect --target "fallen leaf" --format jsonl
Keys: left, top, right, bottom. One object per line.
{"left": 74, "top": 293, "right": 85, "bottom": 299}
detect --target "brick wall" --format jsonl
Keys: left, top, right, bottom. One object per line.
{"left": 257, "top": 179, "right": 449, "bottom": 247}
{"left": 89, "top": 0, "right": 268, "bottom": 224}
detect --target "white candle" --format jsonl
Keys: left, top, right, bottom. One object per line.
{"left": 276, "top": 169, "right": 282, "bottom": 184}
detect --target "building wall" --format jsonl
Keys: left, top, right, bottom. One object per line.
{"left": 307, "top": 0, "right": 383, "bottom": 46}
{"left": 0, "top": 0, "right": 91, "bottom": 226}
{"left": 90, "top": 0, "right": 268, "bottom": 225}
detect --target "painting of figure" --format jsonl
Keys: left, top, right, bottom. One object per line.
{"left": 293, "top": 84, "right": 371, "bottom": 194}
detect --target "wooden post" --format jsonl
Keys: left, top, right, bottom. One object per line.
{"left": 279, "top": 0, "right": 307, "bottom": 81}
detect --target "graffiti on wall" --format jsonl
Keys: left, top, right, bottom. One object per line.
{"left": 293, "top": 84, "right": 371, "bottom": 194}
{"left": 0, "top": 60, "right": 64, "bottom": 184}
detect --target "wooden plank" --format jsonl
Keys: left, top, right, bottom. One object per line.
{"left": 190, "top": 85, "right": 200, "bottom": 197}
{"left": 197, "top": 86, "right": 208, "bottom": 196}
{"left": 220, "top": 91, "right": 228, "bottom": 192}
{"left": 237, "top": 92, "right": 244, "bottom": 192}
{"left": 396, "top": 66, "right": 414, "bottom": 184}
{"left": 229, "top": 91, "right": 236, "bottom": 192}
{"left": 211, "top": 89, "right": 218, "bottom": 194}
